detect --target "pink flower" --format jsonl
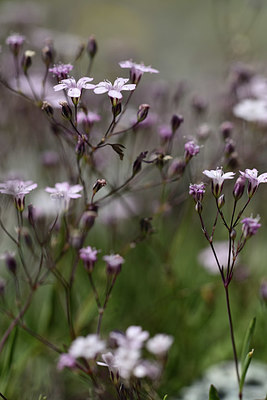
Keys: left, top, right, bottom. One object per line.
{"left": 53, "top": 77, "right": 95, "bottom": 98}
{"left": 45, "top": 182, "right": 83, "bottom": 210}
{"left": 49, "top": 63, "right": 73, "bottom": 80}
{"left": 119, "top": 60, "right": 159, "bottom": 83}
{"left": 103, "top": 253, "right": 125, "bottom": 274}
{"left": 184, "top": 140, "right": 200, "bottom": 161}
{"left": 0, "top": 179, "right": 37, "bottom": 211}
{"left": 79, "top": 246, "right": 99, "bottom": 272}
{"left": 239, "top": 168, "right": 267, "bottom": 197}
{"left": 241, "top": 216, "right": 261, "bottom": 239}
{"left": 6, "top": 33, "right": 25, "bottom": 55}
{"left": 57, "top": 353, "right": 76, "bottom": 370}
{"left": 94, "top": 78, "right": 136, "bottom": 100}
{"left": 189, "top": 183, "right": 205, "bottom": 203}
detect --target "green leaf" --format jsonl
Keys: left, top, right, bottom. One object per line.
{"left": 239, "top": 349, "right": 254, "bottom": 393}
{"left": 241, "top": 317, "right": 256, "bottom": 372}
{"left": 209, "top": 384, "right": 220, "bottom": 400}
{"left": 162, "top": 396, "right": 168, "bottom": 400}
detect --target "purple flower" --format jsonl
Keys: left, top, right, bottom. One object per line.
{"left": 57, "top": 353, "right": 76, "bottom": 371}
{"left": 94, "top": 78, "right": 136, "bottom": 100}
{"left": 158, "top": 124, "right": 172, "bottom": 140}
{"left": 103, "top": 253, "right": 125, "bottom": 274}
{"left": 189, "top": 183, "right": 205, "bottom": 203}
{"left": 53, "top": 77, "right": 95, "bottom": 99}
{"left": 239, "top": 168, "right": 267, "bottom": 197}
{"left": 77, "top": 110, "right": 101, "bottom": 126}
{"left": 119, "top": 60, "right": 159, "bottom": 83}
{"left": 49, "top": 63, "right": 73, "bottom": 80}
{"left": 203, "top": 168, "right": 235, "bottom": 197}
{"left": 6, "top": 33, "right": 25, "bottom": 55}
{"left": 45, "top": 182, "right": 83, "bottom": 211}
{"left": 241, "top": 216, "right": 261, "bottom": 239}
{"left": 0, "top": 179, "right": 37, "bottom": 211}
{"left": 79, "top": 246, "right": 98, "bottom": 272}
{"left": 184, "top": 140, "right": 200, "bottom": 162}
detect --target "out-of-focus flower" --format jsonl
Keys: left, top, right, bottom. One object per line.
{"left": 94, "top": 78, "right": 136, "bottom": 100}
{"left": 6, "top": 33, "right": 25, "bottom": 55}
{"left": 133, "top": 360, "right": 161, "bottom": 379}
{"left": 203, "top": 168, "right": 235, "bottom": 197}
{"left": 239, "top": 168, "right": 267, "bottom": 197}
{"left": 77, "top": 110, "right": 101, "bottom": 126}
{"left": 113, "top": 347, "right": 140, "bottom": 380}
{"left": 110, "top": 326, "right": 149, "bottom": 350}
{"left": 260, "top": 280, "right": 267, "bottom": 301}
{"left": 57, "top": 353, "right": 76, "bottom": 370}
{"left": 79, "top": 246, "right": 98, "bottom": 272}
{"left": 189, "top": 183, "right": 205, "bottom": 203}
{"left": 49, "top": 63, "right": 73, "bottom": 80}
{"left": 241, "top": 216, "right": 261, "bottom": 239}
{"left": 158, "top": 124, "right": 172, "bottom": 140}
{"left": 45, "top": 182, "right": 83, "bottom": 211}
{"left": 103, "top": 253, "right": 124, "bottom": 274}
{"left": 69, "top": 334, "right": 105, "bottom": 359}
{"left": 0, "top": 179, "right": 37, "bottom": 211}
{"left": 0, "top": 252, "right": 17, "bottom": 275}
{"left": 119, "top": 60, "right": 159, "bottom": 84}
{"left": 54, "top": 77, "right": 95, "bottom": 99}
{"left": 233, "top": 99, "right": 267, "bottom": 124}
{"left": 198, "top": 241, "right": 234, "bottom": 274}
{"left": 146, "top": 334, "right": 174, "bottom": 356}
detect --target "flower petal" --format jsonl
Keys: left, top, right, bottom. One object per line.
{"left": 94, "top": 86, "right": 109, "bottom": 94}
{"left": 68, "top": 87, "right": 81, "bottom": 98}
{"left": 53, "top": 83, "right": 67, "bottom": 92}
{"left": 108, "top": 90, "right": 123, "bottom": 99}
{"left": 121, "top": 84, "right": 136, "bottom": 91}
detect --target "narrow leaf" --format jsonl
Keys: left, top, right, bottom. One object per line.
{"left": 239, "top": 349, "right": 254, "bottom": 392}
{"left": 241, "top": 317, "right": 256, "bottom": 372}
{"left": 209, "top": 384, "right": 220, "bottom": 400}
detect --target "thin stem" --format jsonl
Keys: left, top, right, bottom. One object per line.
{"left": 88, "top": 272, "right": 101, "bottom": 309}
{"left": 224, "top": 286, "right": 240, "bottom": 385}
{"left": 97, "top": 273, "right": 118, "bottom": 335}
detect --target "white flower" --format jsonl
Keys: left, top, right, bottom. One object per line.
{"left": 69, "top": 334, "right": 105, "bottom": 359}
{"left": 94, "top": 78, "right": 136, "bottom": 99}
{"left": 233, "top": 99, "right": 267, "bottom": 124}
{"left": 198, "top": 241, "right": 234, "bottom": 274}
{"left": 53, "top": 77, "right": 95, "bottom": 98}
{"left": 45, "top": 182, "right": 83, "bottom": 210}
{"left": 110, "top": 325, "right": 149, "bottom": 350}
{"left": 0, "top": 179, "right": 37, "bottom": 211}
{"left": 146, "top": 334, "right": 173, "bottom": 356}
{"left": 203, "top": 168, "right": 235, "bottom": 197}
{"left": 113, "top": 347, "right": 140, "bottom": 380}
{"left": 119, "top": 60, "right": 159, "bottom": 83}
{"left": 239, "top": 168, "right": 267, "bottom": 196}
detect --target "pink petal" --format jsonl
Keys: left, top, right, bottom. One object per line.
{"left": 77, "top": 77, "right": 94, "bottom": 89}
{"left": 94, "top": 86, "right": 109, "bottom": 94}
{"left": 53, "top": 83, "right": 67, "bottom": 91}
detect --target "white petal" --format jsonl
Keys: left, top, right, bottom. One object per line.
{"left": 68, "top": 87, "right": 81, "bottom": 98}
{"left": 94, "top": 86, "right": 109, "bottom": 94}
{"left": 121, "top": 84, "right": 136, "bottom": 91}
{"left": 77, "top": 77, "right": 94, "bottom": 88}
{"left": 108, "top": 90, "right": 123, "bottom": 99}
{"left": 53, "top": 83, "right": 67, "bottom": 92}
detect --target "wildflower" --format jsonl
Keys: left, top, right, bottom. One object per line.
{"left": 241, "top": 216, "right": 261, "bottom": 239}
{"left": 113, "top": 347, "right": 140, "bottom": 380}
{"left": 77, "top": 110, "right": 100, "bottom": 126}
{"left": 45, "top": 182, "right": 83, "bottom": 211}
{"left": 49, "top": 63, "right": 73, "bottom": 80}
{"left": 94, "top": 78, "right": 136, "bottom": 100}
{"left": 0, "top": 252, "right": 17, "bottom": 275}
{"left": 103, "top": 253, "right": 125, "bottom": 274}
{"left": 53, "top": 77, "right": 95, "bottom": 100}
{"left": 146, "top": 334, "right": 174, "bottom": 356}
{"left": 57, "top": 353, "right": 76, "bottom": 370}
{"left": 239, "top": 168, "right": 267, "bottom": 197}
{"left": 110, "top": 326, "right": 149, "bottom": 350}
{"left": 133, "top": 360, "right": 161, "bottom": 380}
{"left": 87, "top": 35, "right": 97, "bottom": 58}
{"left": 79, "top": 246, "right": 98, "bottom": 272}
{"left": 233, "top": 99, "right": 267, "bottom": 124}
{"left": 0, "top": 179, "right": 37, "bottom": 211}
{"left": 137, "top": 104, "right": 150, "bottom": 123}
{"left": 184, "top": 140, "right": 200, "bottom": 162}
{"left": 203, "top": 168, "right": 235, "bottom": 197}
{"left": 6, "top": 33, "right": 25, "bottom": 55}
{"left": 119, "top": 60, "right": 159, "bottom": 84}
{"left": 158, "top": 124, "right": 172, "bottom": 140}
{"left": 233, "top": 176, "right": 246, "bottom": 200}
{"left": 189, "top": 183, "right": 205, "bottom": 203}
{"left": 69, "top": 334, "right": 105, "bottom": 359}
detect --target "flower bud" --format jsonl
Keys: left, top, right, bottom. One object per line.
{"left": 224, "top": 138, "right": 235, "bottom": 156}
{"left": 191, "top": 95, "right": 208, "bottom": 114}
{"left": 220, "top": 121, "right": 233, "bottom": 140}
{"left": 60, "top": 101, "right": 72, "bottom": 120}
{"left": 92, "top": 179, "right": 106, "bottom": 195}
{"left": 233, "top": 176, "right": 246, "bottom": 201}
{"left": 168, "top": 158, "right": 186, "bottom": 177}
{"left": 171, "top": 114, "right": 184, "bottom": 132}
{"left": 195, "top": 201, "right": 203, "bottom": 214}
{"left": 42, "top": 101, "right": 54, "bottom": 117}
{"left": 112, "top": 102, "right": 122, "bottom": 117}
{"left": 42, "top": 42, "right": 55, "bottom": 67}
{"left": 230, "top": 229, "right": 236, "bottom": 240}
{"left": 4, "top": 252, "right": 17, "bottom": 275}
{"left": 21, "top": 50, "right": 35, "bottom": 74}
{"left": 0, "top": 278, "right": 6, "bottom": 296}
{"left": 87, "top": 35, "right": 97, "bottom": 58}
{"left": 28, "top": 204, "right": 37, "bottom": 226}
{"left": 76, "top": 136, "right": 86, "bottom": 158}
{"left": 70, "top": 230, "right": 83, "bottom": 249}
{"left": 79, "top": 204, "right": 98, "bottom": 230}
{"left": 132, "top": 151, "right": 148, "bottom": 176}
{"left": 218, "top": 194, "right": 225, "bottom": 209}
{"left": 137, "top": 104, "right": 150, "bottom": 123}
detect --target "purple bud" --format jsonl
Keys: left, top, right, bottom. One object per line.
{"left": 184, "top": 140, "right": 200, "bottom": 163}
{"left": 42, "top": 42, "right": 55, "bottom": 67}
{"left": 189, "top": 183, "right": 205, "bottom": 203}
{"left": 0, "top": 278, "right": 6, "bottom": 296}
{"left": 233, "top": 176, "right": 246, "bottom": 201}
{"left": 168, "top": 158, "right": 186, "bottom": 177}
{"left": 171, "top": 114, "right": 184, "bottom": 132}
{"left": 60, "top": 101, "right": 72, "bottom": 120}
{"left": 87, "top": 35, "right": 97, "bottom": 58}
{"left": 42, "top": 101, "right": 54, "bottom": 118}
{"left": 79, "top": 205, "right": 98, "bottom": 231}
{"left": 4, "top": 252, "right": 17, "bottom": 275}
{"left": 224, "top": 138, "right": 235, "bottom": 155}
{"left": 218, "top": 194, "right": 225, "bottom": 209}
{"left": 220, "top": 121, "right": 233, "bottom": 140}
